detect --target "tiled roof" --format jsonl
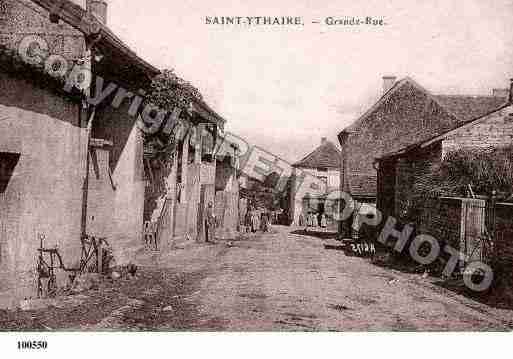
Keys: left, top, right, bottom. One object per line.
{"left": 293, "top": 141, "right": 341, "bottom": 169}
{"left": 378, "top": 103, "right": 513, "bottom": 161}
{"left": 341, "top": 77, "right": 508, "bottom": 135}
{"left": 433, "top": 95, "right": 507, "bottom": 124}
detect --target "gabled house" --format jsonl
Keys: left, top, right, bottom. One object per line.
{"left": 375, "top": 89, "right": 513, "bottom": 259}
{"left": 288, "top": 138, "right": 341, "bottom": 226}
{"left": 0, "top": 0, "right": 162, "bottom": 307}
{"left": 338, "top": 76, "right": 508, "bottom": 206}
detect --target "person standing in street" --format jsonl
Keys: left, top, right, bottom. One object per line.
{"left": 251, "top": 209, "right": 260, "bottom": 233}
{"left": 245, "top": 209, "right": 252, "bottom": 233}
{"left": 298, "top": 211, "right": 305, "bottom": 227}
{"left": 205, "top": 202, "right": 216, "bottom": 243}
{"left": 320, "top": 213, "right": 328, "bottom": 232}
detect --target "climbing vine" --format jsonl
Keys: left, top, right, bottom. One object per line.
{"left": 143, "top": 69, "right": 203, "bottom": 162}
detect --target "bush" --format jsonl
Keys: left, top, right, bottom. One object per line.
{"left": 413, "top": 146, "right": 513, "bottom": 204}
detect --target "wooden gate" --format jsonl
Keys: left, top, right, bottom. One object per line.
{"left": 460, "top": 198, "right": 487, "bottom": 265}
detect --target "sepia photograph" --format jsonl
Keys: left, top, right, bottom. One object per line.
{"left": 0, "top": 0, "right": 512, "bottom": 356}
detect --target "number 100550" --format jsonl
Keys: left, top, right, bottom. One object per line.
{"left": 17, "top": 341, "right": 47, "bottom": 350}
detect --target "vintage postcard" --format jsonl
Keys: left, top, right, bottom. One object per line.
{"left": 0, "top": 0, "right": 512, "bottom": 356}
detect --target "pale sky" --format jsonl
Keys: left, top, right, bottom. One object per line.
{"left": 103, "top": 0, "right": 512, "bottom": 162}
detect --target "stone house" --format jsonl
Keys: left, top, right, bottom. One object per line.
{"left": 289, "top": 138, "right": 341, "bottom": 226}
{"left": 338, "top": 76, "right": 508, "bottom": 204}
{"left": 0, "top": 0, "right": 162, "bottom": 307}
{"left": 0, "top": 0, "right": 234, "bottom": 307}
{"left": 337, "top": 76, "right": 508, "bottom": 236}
{"left": 375, "top": 96, "right": 513, "bottom": 264}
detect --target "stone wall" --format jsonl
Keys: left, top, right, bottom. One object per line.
{"left": 93, "top": 101, "right": 146, "bottom": 265}
{"left": 0, "top": 0, "right": 86, "bottom": 61}
{"left": 443, "top": 106, "right": 513, "bottom": 153}
{"left": 0, "top": 102, "right": 86, "bottom": 308}
{"left": 0, "top": 0, "right": 90, "bottom": 308}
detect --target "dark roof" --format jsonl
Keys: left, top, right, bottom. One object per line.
{"left": 433, "top": 95, "right": 507, "bottom": 123}
{"left": 293, "top": 141, "right": 341, "bottom": 169}
{"left": 340, "top": 77, "right": 508, "bottom": 135}
{"left": 341, "top": 78, "right": 406, "bottom": 134}
{"left": 377, "top": 102, "right": 513, "bottom": 161}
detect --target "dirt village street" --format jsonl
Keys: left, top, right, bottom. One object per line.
{"left": 2, "top": 226, "right": 513, "bottom": 332}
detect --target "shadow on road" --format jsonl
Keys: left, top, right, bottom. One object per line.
{"left": 290, "top": 230, "right": 338, "bottom": 240}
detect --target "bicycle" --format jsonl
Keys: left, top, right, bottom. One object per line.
{"left": 36, "top": 233, "right": 110, "bottom": 298}
{"left": 36, "top": 234, "right": 79, "bottom": 298}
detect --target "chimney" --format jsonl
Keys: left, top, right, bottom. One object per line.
{"left": 382, "top": 76, "right": 397, "bottom": 95}
{"left": 321, "top": 137, "right": 327, "bottom": 145}
{"left": 87, "top": 0, "right": 108, "bottom": 25}
{"left": 492, "top": 88, "right": 509, "bottom": 98}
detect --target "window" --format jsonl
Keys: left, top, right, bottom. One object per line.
{"left": 0, "top": 152, "right": 20, "bottom": 193}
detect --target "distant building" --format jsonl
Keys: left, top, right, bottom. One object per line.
{"left": 288, "top": 138, "right": 341, "bottom": 226}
